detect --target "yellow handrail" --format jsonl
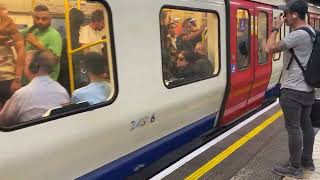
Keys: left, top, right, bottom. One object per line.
{"left": 64, "top": 0, "right": 75, "bottom": 92}
{"left": 77, "top": 0, "right": 81, "bottom": 10}
{"left": 32, "top": 0, "right": 36, "bottom": 9}
{"left": 71, "top": 39, "right": 108, "bottom": 54}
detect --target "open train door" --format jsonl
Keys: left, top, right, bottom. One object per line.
{"left": 219, "top": 0, "right": 272, "bottom": 126}
{"left": 245, "top": 3, "right": 273, "bottom": 112}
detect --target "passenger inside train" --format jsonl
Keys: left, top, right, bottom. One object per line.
{"left": 0, "top": 50, "right": 70, "bottom": 126}
{"left": 71, "top": 52, "right": 110, "bottom": 105}
{"left": 236, "top": 9, "right": 250, "bottom": 69}
{"left": 0, "top": 3, "right": 25, "bottom": 110}
{"left": 0, "top": 1, "right": 114, "bottom": 127}
{"left": 160, "top": 8, "right": 219, "bottom": 87}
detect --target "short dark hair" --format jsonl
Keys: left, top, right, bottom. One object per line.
{"left": 183, "top": 51, "right": 195, "bottom": 62}
{"left": 34, "top": 4, "right": 49, "bottom": 12}
{"left": 84, "top": 52, "right": 107, "bottom": 75}
{"left": 91, "top": 9, "right": 104, "bottom": 22}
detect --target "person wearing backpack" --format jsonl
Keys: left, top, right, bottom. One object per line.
{"left": 265, "top": 0, "right": 317, "bottom": 178}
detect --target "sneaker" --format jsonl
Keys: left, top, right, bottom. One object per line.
{"left": 272, "top": 163, "right": 303, "bottom": 179}
{"left": 301, "top": 161, "right": 315, "bottom": 171}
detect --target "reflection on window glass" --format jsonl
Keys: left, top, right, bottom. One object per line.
{"left": 160, "top": 8, "right": 220, "bottom": 88}
{"left": 236, "top": 9, "right": 250, "bottom": 69}
{"left": 0, "top": 1, "right": 115, "bottom": 127}
{"left": 315, "top": 19, "right": 320, "bottom": 31}
{"left": 310, "top": 18, "right": 315, "bottom": 29}
{"left": 258, "top": 12, "right": 268, "bottom": 64}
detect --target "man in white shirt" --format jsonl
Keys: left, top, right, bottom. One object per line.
{"left": 79, "top": 9, "right": 105, "bottom": 54}
{"left": 0, "top": 50, "right": 70, "bottom": 126}
{"left": 71, "top": 52, "right": 110, "bottom": 105}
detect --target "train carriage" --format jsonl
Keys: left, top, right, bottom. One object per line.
{"left": 0, "top": 0, "right": 319, "bottom": 179}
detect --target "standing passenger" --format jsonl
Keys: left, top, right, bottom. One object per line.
{"left": 167, "top": 23, "right": 178, "bottom": 64}
{"left": 265, "top": 0, "right": 316, "bottom": 178}
{"left": 0, "top": 50, "right": 69, "bottom": 126}
{"left": 79, "top": 9, "right": 106, "bottom": 54}
{"left": 71, "top": 52, "right": 110, "bottom": 105}
{"left": 21, "top": 4, "right": 63, "bottom": 83}
{"left": 0, "top": 4, "right": 25, "bottom": 107}
{"left": 176, "top": 18, "right": 206, "bottom": 53}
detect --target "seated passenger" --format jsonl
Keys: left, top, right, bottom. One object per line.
{"left": 176, "top": 43, "right": 213, "bottom": 79}
{"left": 71, "top": 52, "right": 110, "bottom": 105}
{"left": 0, "top": 50, "right": 70, "bottom": 126}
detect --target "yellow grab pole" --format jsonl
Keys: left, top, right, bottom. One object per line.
{"left": 32, "top": 0, "right": 36, "bottom": 9}
{"left": 64, "top": 0, "right": 75, "bottom": 92}
{"left": 77, "top": 0, "right": 81, "bottom": 9}
{"left": 71, "top": 39, "right": 108, "bottom": 54}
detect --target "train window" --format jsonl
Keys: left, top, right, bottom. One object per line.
{"left": 316, "top": 19, "right": 320, "bottom": 31}
{"left": 0, "top": 1, "right": 116, "bottom": 130}
{"left": 257, "top": 12, "right": 268, "bottom": 64}
{"left": 160, "top": 7, "right": 220, "bottom": 88}
{"left": 310, "top": 18, "right": 315, "bottom": 29}
{"left": 236, "top": 9, "right": 250, "bottom": 70}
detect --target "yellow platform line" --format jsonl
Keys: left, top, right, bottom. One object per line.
{"left": 185, "top": 110, "right": 283, "bottom": 180}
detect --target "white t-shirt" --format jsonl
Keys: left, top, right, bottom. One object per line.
{"left": 79, "top": 25, "right": 104, "bottom": 54}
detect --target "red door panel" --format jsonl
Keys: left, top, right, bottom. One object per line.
{"left": 245, "top": 4, "right": 273, "bottom": 112}
{"left": 220, "top": 1, "right": 273, "bottom": 126}
{"left": 220, "top": 0, "right": 255, "bottom": 125}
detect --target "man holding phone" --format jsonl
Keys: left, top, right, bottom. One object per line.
{"left": 265, "top": 0, "right": 316, "bottom": 178}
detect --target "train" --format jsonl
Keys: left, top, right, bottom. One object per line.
{"left": 0, "top": 0, "right": 320, "bottom": 179}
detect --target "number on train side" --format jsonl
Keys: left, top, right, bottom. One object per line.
{"left": 130, "top": 113, "right": 157, "bottom": 131}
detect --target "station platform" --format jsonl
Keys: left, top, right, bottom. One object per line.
{"left": 150, "top": 101, "right": 320, "bottom": 180}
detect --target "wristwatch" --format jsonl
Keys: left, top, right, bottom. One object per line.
{"left": 272, "top": 27, "right": 280, "bottom": 33}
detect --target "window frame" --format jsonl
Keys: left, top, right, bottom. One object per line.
{"left": 160, "top": 5, "right": 222, "bottom": 89}
{"left": 236, "top": 8, "right": 251, "bottom": 71}
{"left": 0, "top": 0, "right": 118, "bottom": 132}
{"left": 257, "top": 11, "right": 269, "bottom": 65}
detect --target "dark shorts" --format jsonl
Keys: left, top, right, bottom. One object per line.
{"left": 0, "top": 80, "right": 13, "bottom": 106}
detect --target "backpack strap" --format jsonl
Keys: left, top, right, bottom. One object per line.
{"left": 287, "top": 48, "right": 306, "bottom": 74}
{"left": 286, "top": 27, "right": 315, "bottom": 72}
{"left": 297, "top": 27, "right": 316, "bottom": 41}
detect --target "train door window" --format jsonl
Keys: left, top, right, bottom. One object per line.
{"left": 236, "top": 9, "right": 250, "bottom": 70}
{"left": 0, "top": 1, "right": 117, "bottom": 130}
{"left": 310, "top": 18, "right": 315, "bottom": 29}
{"left": 160, "top": 7, "right": 220, "bottom": 88}
{"left": 315, "top": 19, "right": 320, "bottom": 31}
{"left": 257, "top": 12, "right": 268, "bottom": 64}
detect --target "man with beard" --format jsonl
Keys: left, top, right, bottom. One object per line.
{"left": 21, "top": 4, "right": 62, "bottom": 83}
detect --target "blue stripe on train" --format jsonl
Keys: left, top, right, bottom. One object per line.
{"left": 78, "top": 113, "right": 217, "bottom": 180}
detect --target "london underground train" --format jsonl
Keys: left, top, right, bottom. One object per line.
{"left": 0, "top": 0, "right": 320, "bottom": 179}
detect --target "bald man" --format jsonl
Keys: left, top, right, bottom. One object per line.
{"left": 0, "top": 50, "right": 69, "bottom": 126}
